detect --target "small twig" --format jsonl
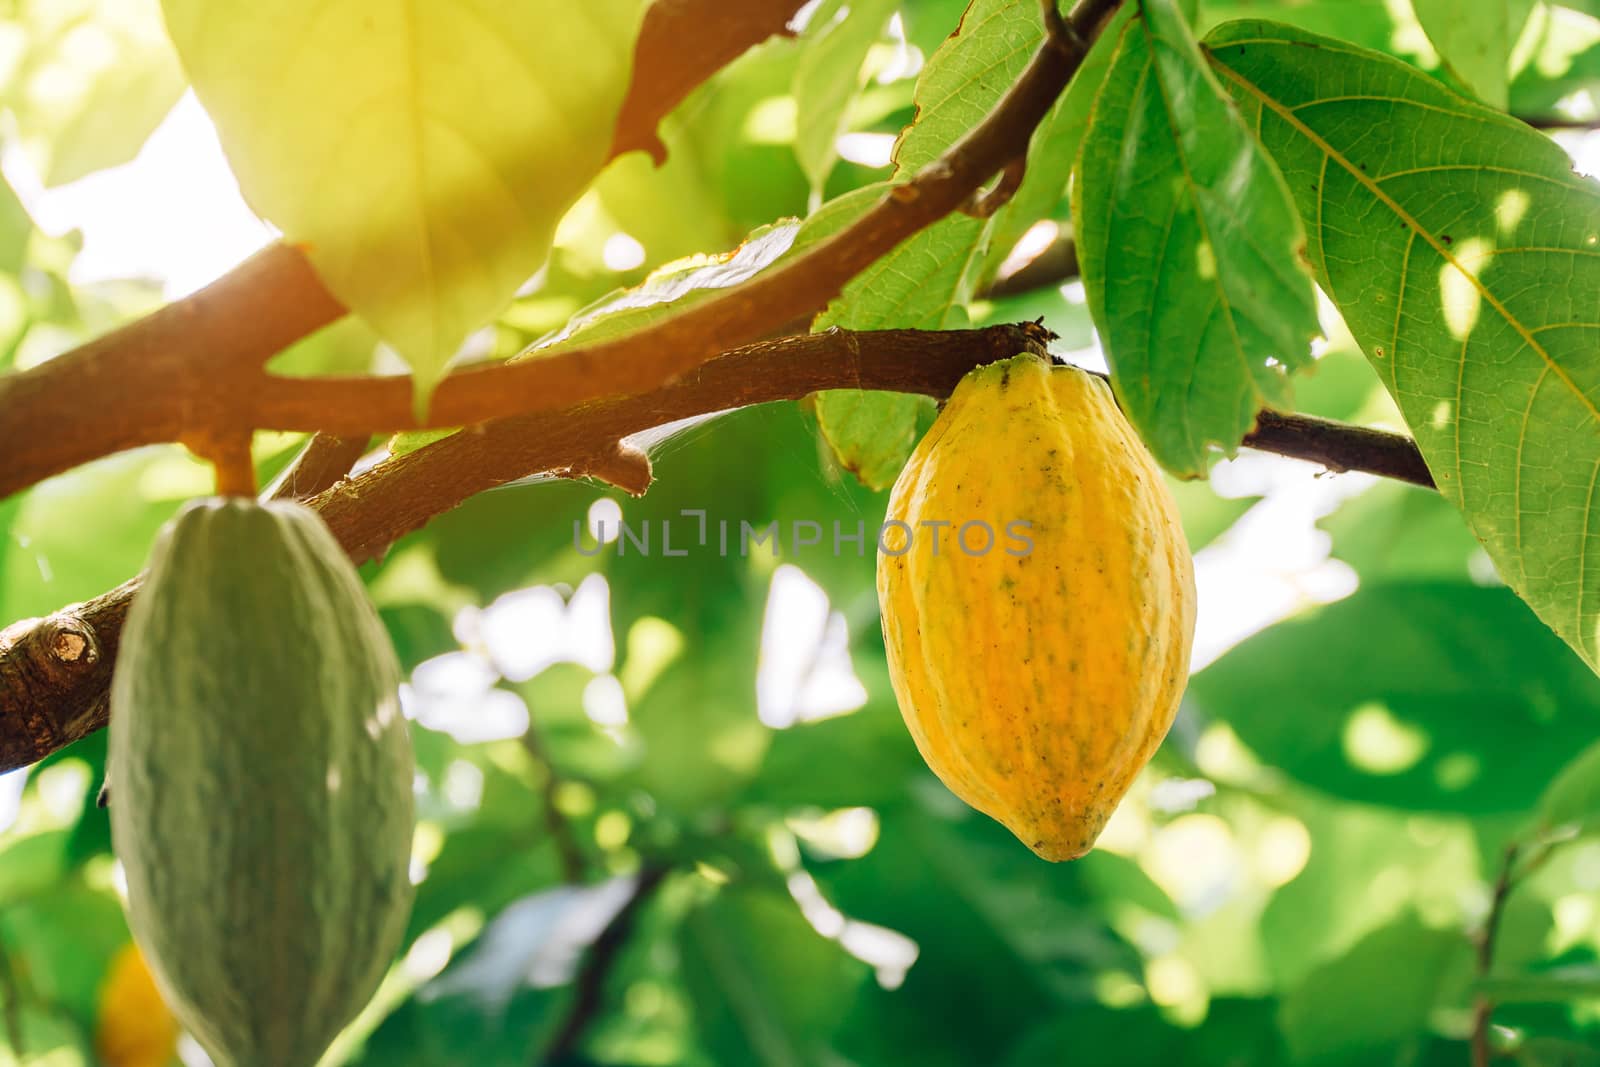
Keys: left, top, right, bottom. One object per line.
{"left": 1465, "top": 844, "right": 1542, "bottom": 1067}
{"left": 964, "top": 157, "right": 1028, "bottom": 218}
{"left": 519, "top": 724, "right": 588, "bottom": 885}
{"left": 1040, "top": 0, "right": 1085, "bottom": 57}
{"left": 541, "top": 865, "right": 670, "bottom": 1064}
{"left": 984, "top": 232, "right": 1079, "bottom": 298}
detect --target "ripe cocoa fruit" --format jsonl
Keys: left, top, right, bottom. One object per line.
{"left": 877, "top": 353, "right": 1196, "bottom": 860}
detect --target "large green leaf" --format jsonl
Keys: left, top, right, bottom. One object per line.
{"left": 1205, "top": 20, "right": 1600, "bottom": 674}
{"left": 818, "top": 797, "right": 1138, "bottom": 1067}
{"left": 2, "top": 0, "right": 185, "bottom": 186}
{"left": 161, "top": 0, "right": 644, "bottom": 404}
{"left": 1411, "top": 0, "right": 1535, "bottom": 108}
{"left": 1320, "top": 480, "right": 1488, "bottom": 581}
{"left": 0, "top": 449, "right": 205, "bottom": 623}
{"left": 1006, "top": 1000, "right": 1286, "bottom": 1067}
{"left": 1189, "top": 582, "right": 1600, "bottom": 813}
{"left": 1258, "top": 800, "right": 1481, "bottom": 988}
{"left": 1278, "top": 913, "right": 1465, "bottom": 1064}
{"left": 1533, "top": 738, "right": 1600, "bottom": 838}
{"left": 678, "top": 885, "right": 869, "bottom": 1067}
{"left": 1075, "top": 0, "right": 1319, "bottom": 477}
{"left": 792, "top": 0, "right": 899, "bottom": 192}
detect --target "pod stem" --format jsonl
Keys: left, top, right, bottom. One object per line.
{"left": 185, "top": 430, "right": 257, "bottom": 498}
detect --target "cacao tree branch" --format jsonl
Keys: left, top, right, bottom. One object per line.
{"left": 519, "top": 723, "right": 590, "bottom": 886}
{"left": 1472, "top": 842, "right": 1520, "bottom": 1067}
{"left": 541, "top": 864, "right": 671, "bottom": 1064}
{"left": 0, "top": 324, "right": 1431, "bottom": 774}
{"left": 984, "top": 232, "right": 1079, "bottom": 298}
{"left": 263, "top": 434, "right": 372, "bottom": 501}
{"left": 0, "top": 0, "right": 1123, "bottom": 500}
{"left": 1243, "top": 409, "right": 1432, "bottom": 488}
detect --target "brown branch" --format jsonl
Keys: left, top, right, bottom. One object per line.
{"left": 1515, "top": 113, "right": 1600, "bottom": 130}
{"left": 0, "top": 324, "right": 1431, "bottom": 774}
{"left": 541, "top": 864, "right": 671, "bottom": 1064}
{"left": 1472, "top": 843, "right": 1520, "bottom": 1067}
{"left": 520, "top": 719, "right": 589, "bottom": 886}
{"left": 1246, "top": 409, "right": 1433, "bottom": 489}
{"left": 613, "top": 2, "right": 800, "bottom": 160}
{"left": 984, "top": 232, "right": 1079, "bottom": 298}
{"left": 263, "top": 433, "right": 371, "bottom": 501}
{"left": 0, "top": 0, "right": 1120, "bottom": 501}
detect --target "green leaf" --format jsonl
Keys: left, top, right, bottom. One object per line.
{"left": 1205, "top": 20, "right": 1600, "bottom": 675}
{"left": 161, "top": 0, "right": 645, "bottom": 405}
{"left": 745, "top": 684, "right": 923, "bottom": 810}
{"left": 535, "top": 221, "right": 803, "bottom": 355}
{"left": 979, "top": 5, "right": 1135, "bottom": 286}
{"left": 0, "top": 449, "right": 206, "bottom": 623}
{"left": 1509, "top": 5, "right": 1600, "bottom": 122}
{"left": 1534, "top": 738, "right": 1600, "bottom": 837}
{"left": 1190, "top": 582, "right": 1600, "bottom": 813}
{"left": 1278, "top": 913, "right": 1465, "bottom": 1064}
{"left": 813, "top": 0, "right": 1054, "bottom": 486}
{"left": 819, "top": 796, "right": 1138, "bottom": 1066}
{"left": 2, "top": 0, "right": 185, "bottom": 186}
{"left": 0, "top": 171, "right": 34, "bottom": 277}
{"left": 1258, "top": 802, "right": 1480, "bottom": 989}
{"left": 1075, "top": 0, "right": 1319, "bottom": 477}
{"left": 812, "top": 390, "right": 933, "bottom": 492}
{"left": 264, "top": 315, "right": 381, "bottom": 378}
{"left": 0, "top": 1007, "right": 91, "bottom": 1064}
{"left": 1196, "top": 0, "right": 1409, "bottom": 54}
{"left": 1, "top": 881, "right": 130, "bottom": 1025}
{"left": 678, "top": 885, "right": 869, "bottom": 1066}
{"left": 1518, "top": 1036, "right": 1600, "bottom": 1066}
{"left": 1006, "top": 999, "right": 1286, "bottom": 1067}
{"left": 894, "top": 0, "right": 1041, "bottom": 172}
{"left": 793, "top": 0, "right": 899, "bottom": 192}
{"left": 1320, "top": 480, "right": 1488, "bottom": 581}
{"left": 1478, "top": 965, "right": 1600, "bottom": 1002}
{"left": 1412, "top": 0, "right": 1534, "bottom": 109}
{"left": 0, "top": 831, "right": 71, "bottom": 907}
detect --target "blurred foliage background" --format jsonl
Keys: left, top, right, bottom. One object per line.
{"left": 7, "top": 0, "right": 1600, "bottom": 1064}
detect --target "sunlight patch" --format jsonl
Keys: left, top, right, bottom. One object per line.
{"left": 1343, "top": 701, "right": 1428, "bottom": 775}
{"left": 1496, "top": 189, "right": 1531, "bottom": 236}
{"left": 1438, "top": 237, "right": 1493, "bottom": 341}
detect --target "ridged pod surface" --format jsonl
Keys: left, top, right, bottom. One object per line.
{"left": 108, "top": 498, "right": 414, "bottom": 1067}
{"left": 878, "top": 354, "right": 1196, "bottom": 861}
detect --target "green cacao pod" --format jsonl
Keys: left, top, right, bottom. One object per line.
{"left": 878, "top": 353, "right": 1196, "bottom": 861}
{"left": 108, "top": 497, "right": 415, "bottom": 1067}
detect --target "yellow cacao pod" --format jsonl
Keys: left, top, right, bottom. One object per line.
{"left": 877, "top": 353, "right": 1196, "bottom": 861}
{"left": 94, "top": 943, "right": 178, "bottom": 1067}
